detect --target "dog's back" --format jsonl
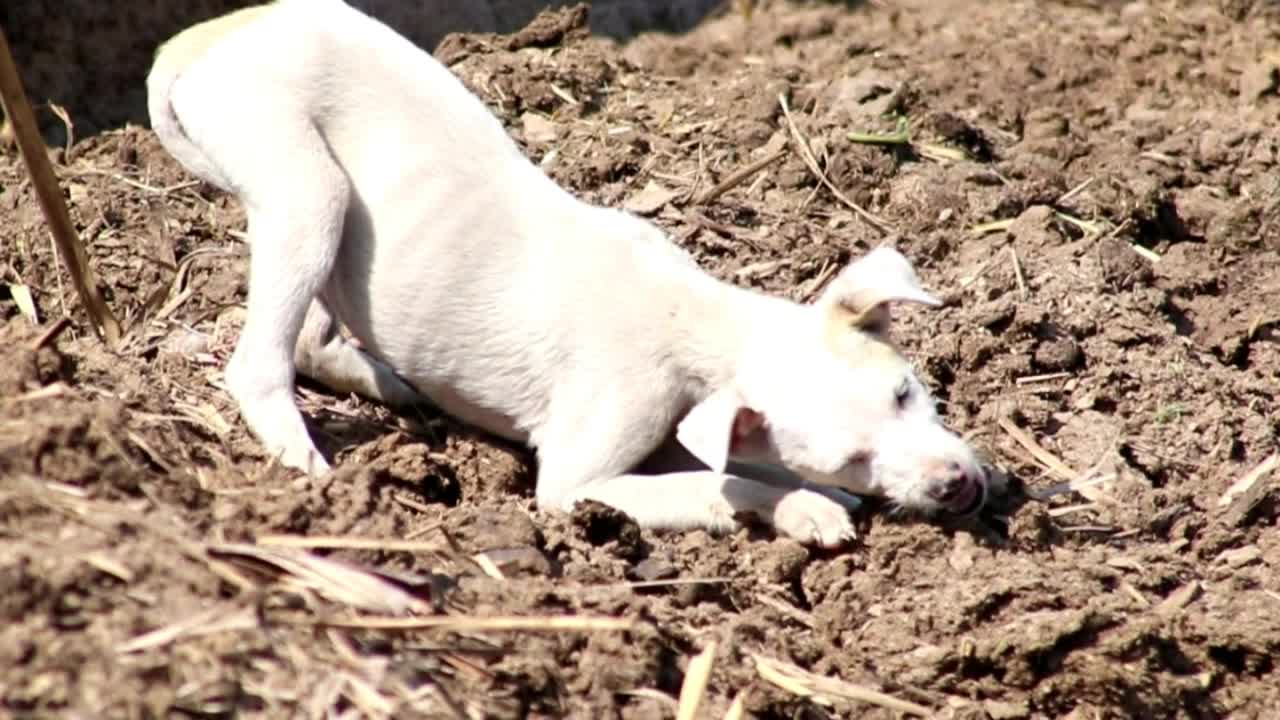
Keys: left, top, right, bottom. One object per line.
{"left": 147, "top": 0, "right": 710, "bottom": 443}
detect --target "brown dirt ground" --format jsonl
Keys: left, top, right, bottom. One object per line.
{"left": 4, "top": 1, "right": 1280, "bottom": 718}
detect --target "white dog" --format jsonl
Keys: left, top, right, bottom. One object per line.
{"left": 146, "top": 0, "right": 986, "bottom": 547}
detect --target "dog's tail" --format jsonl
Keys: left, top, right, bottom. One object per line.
{"left": 146, "top": 3, "right": 284, "bottom": 190}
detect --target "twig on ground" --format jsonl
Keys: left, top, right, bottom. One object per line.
{"left": 619, "top": 576, "right": 733, "bottom": 590}
{"left": 28, "top": 316, "right": 71, "bottom": 350}
{"left": 312, "top": 614, "right": 636, "bottom": 632}
{"left": 970, "top": 218, "right": 1014, "bottom": 235}
{"left": 1015, "top": 371, "right": 1072, "bottom": 385}
{"left": 1008, "top": 246, "right": 1027, "bottom": 297}
{"left": 72, "top": 168, "right": 202, "bottom": 196}
{"left": 695, "top": 147, "right": 788, "bottom": 205}
{"left": 1057, "top": 177, "right": 1095, "bottom": 205}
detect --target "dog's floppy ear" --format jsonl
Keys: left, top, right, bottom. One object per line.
{"left": 676, "top": 388, "right": 765, "bottom": 472}
{"left": 819, "top": 246, "right": 942, "bottom": 338}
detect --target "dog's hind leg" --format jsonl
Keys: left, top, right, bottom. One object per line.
{"left": 168, "top": 75, "right": 349, "bottom": 474}
{"left": 294, "top": 298, "right": 423, "bottom": 408}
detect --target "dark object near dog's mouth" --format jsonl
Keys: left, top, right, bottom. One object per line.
{"left": 952, "top": 485, "right": 986, "bottom": 516}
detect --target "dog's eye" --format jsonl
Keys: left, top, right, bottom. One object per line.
{"left": 894, "top": 379, "right": 912, "bottom": 409}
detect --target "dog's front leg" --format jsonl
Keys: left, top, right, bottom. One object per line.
{"left": 561, "top": 471, "right": 859, "bottom": 548}
{"left": 537, "top": 427, "right": 859, "bottom": 546}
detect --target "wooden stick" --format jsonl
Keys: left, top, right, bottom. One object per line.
{"left": 695, "top": 147, "right": 787, "bottom": 205}
{"left": 0, "top": 27, "right": 121, "bottom": 346}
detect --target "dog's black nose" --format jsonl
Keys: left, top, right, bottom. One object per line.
{"left": 929, "top": 463, "right": 984, "bottom": 514}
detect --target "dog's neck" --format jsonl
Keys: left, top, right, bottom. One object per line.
{"left": 668, "top": 269, "right": 806, "bottom": 402}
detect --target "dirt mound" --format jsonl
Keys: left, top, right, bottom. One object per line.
{"left": 2, "top": 1, "right": 1279, "bottom": 717}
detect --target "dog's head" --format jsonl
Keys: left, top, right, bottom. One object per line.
{"left": 677, "top": 246, "right": 986, "bottom": 516}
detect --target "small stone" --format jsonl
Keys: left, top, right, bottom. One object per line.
{"left": 1033, "top": 337, "right": 1084, "bottom": 372}
{"left": 824, "top": 68, "right": 908, "bottom": 125}
{"left": 623, "top": 181, "right": 680, "bottom": 216}
{"left": 1022, "top": 108, "right": 1068, "bottom": 140}
{"left": 520, "top": 112, "right": 559, "bottom": 145}
{"left": 756, "top": 539, "right": 810, "bottom": 585}
{"left": 1008, "top": 204, "right": 1056, "bottom": 246}
{"left": 628, "top": 554, "right": 678, "bottom": 582}
{"left": 1216, "top": 545, "right": 1262, "bottom": 569}
{"left": 985, "top": 699, "right": 1031, "bottom": 720}
{"left": 1120, "top": 2, "right": 1149, "bottom": 20}
{"left": 479, "top": 546, "right": 553, "bottom": 577}
{"left": 160, "top": 327, "right": 210, "bottom": 356}
{"left": 1239, "top": 60, "right": 1279, "bottom": 102}
{"left": 948, "top": 536, "right": 975, "bottom": 573}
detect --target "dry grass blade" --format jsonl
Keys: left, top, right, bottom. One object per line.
{"left": 1217, "top": 452, "right": 1278, "bottom": 508}
{"left": 752, "top": 654, "right": 931, "bottom": 716}
{"left": 1131, "top": 244, "right": 1161, "bottom": 262}
{"left": 8, "top": 283, "right": 38, "bottom": 324}
{"left": 82, "top": 551, "right": 135, "bottom": 583}
{"left": 676, "top": 640, "right": 718, "bottom": 720}
{"left": 0, "top": 28, "right": 121, "bottom": 346}
{"left": 1015, "top": 371, "right": 1072, "bottom": 386}
{"left": 5, "top": 381, "right": 67, "bottom": 404}
{"left": 1057, "top": 176, "right": 1095, "bottom": 204}
{"left": 255, "top": 534, "right": 450, "bottom": 554}
{"left": 917, "top": 143, "right": 968, "bottom": 162}
{"left": 1009, "top": 246, "right": 1027, "bottom": 297}
{"left": 471, "top": 552, "right": 507, "bottom": 579}
{"left": 1054, "top": 210, "right": 1104, "bottom": 237}
{"left": 777, "top": 93, "right": 893, "bottom": 235}
{"left": 997, "top": 416, "right": 1079, "bottom": 480}
{"left": 970, "top": 218, "right": 1014, "bottom": 235}
{"left": 723, "top": 686, "right": 750, "bottom": 720}
{"left": 117, "top": 606, "right": 258, "bottom": 654}
{"left": 207, "top": 543, "right": 430, "bottom": 615}
{"left": 314, "top": 614, "right": 635, "bottom": 632}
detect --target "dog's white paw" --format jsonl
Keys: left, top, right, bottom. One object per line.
{"left": 273, "top": 444, "right": 332, "bottom": 476}
{"left": 224, "top": 357, "right": 330, "bottom": 477}
{"left": 772, "top": 489, "right": 857, "bottom": 548}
